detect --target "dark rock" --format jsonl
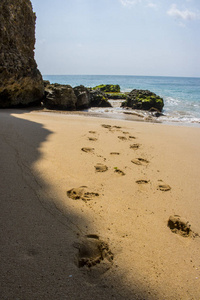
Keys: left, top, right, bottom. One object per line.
{"left": 121, "top": 89, "right": 164, "bottom": 112}
{"left": 149, "top": 107, "right": 164, "bottom": 117}
{"left": 92, "top": 84, "right": 120, "bottom": 93}
{"left": 44, "top": 83, "right": 77, "bottom": 110}
{"left": 43, "top": 80, "right": 51, "bottom": 87}
{"left": 0, "top": 0, "right": 44, "bottom": 108}
{"left": 89, "top": 89, "right": 112, "bottom": 108}
{"left": 43, "top": 83, "right": 113, "bottom": 110}
{"left": 73, "top": 85, "right": 90, "bottom": 109}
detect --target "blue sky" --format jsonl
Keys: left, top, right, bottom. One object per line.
{"left": 31, "top": 0, "right": 200, "bottom": 77}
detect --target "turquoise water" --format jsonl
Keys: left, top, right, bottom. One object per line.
{"left": 43, "top": 75, "right": 200, "bottom": 125}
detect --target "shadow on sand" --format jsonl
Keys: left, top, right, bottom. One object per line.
{"left": 0, "top": 109, "right": 158, "bottom": 300}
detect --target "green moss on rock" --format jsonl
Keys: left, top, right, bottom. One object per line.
{"left": 92, "top": 84, "right": 120, "bottom": 93}
{"left": 89, "top": 89, "right": 112, "bottom": 108}
{"left": 121, "top": 89, "right": 164, "bottom": 112}
{"left": 105, "top": 92, "right": 127, "bottom": 100}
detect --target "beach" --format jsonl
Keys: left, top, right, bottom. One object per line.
{"left": 1, "top": 109, "right": 200, "bottom": 299}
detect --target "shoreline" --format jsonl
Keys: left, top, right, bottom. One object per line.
{"left": 1, "top": 109, "right": 200, "bottom": 299}
{"left": 43, "top": 75, "right": 200, "bottom": 126}
{"left": 34, "top": 107, "right": 200, "bottom": 128}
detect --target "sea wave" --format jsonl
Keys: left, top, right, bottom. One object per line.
{"left": 87, "top": 98, "right": 200, "bottom": 126}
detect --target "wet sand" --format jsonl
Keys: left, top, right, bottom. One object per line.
{"left": 0, "top": 109, "right": 200, "bottom": 299}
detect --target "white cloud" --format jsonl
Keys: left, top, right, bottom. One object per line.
{"left": 167, "top": 4, "right": 199, "bottom": 21}
{"left": 120, "top": 0, "right": 142, "bottom": 6}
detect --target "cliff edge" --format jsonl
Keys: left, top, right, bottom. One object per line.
{"left": 0, "top": 0, "right": 44, "bottom": 108}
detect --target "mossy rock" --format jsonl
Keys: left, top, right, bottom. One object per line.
{"left": 92, "top": 84, "right": 120, "bottom": 93}
{"left": 121, "top": 89, "right": 164, "bottom": 112}
{"left": 105, "top": 92, "right": 128, "bottom": 100}
{"left": 89, "top": 89, "right": 112, "bottom": 108}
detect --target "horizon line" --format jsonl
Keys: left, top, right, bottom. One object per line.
{"left": 42, "top": 74, "right": 200, "bottom": 79}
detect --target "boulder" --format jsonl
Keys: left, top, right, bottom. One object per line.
{"left": 73, "top": 85, "right": 90, "bottom": 109}
{"left": 44, "top": 83, "right": 77, "bottom": 110}
{"left": 0, "top": 0, "right": 44, "bottom": 108}
{"left": 89, "top": 89, "right": 112, "bottom": 108}
{"left": 122, "top": 89, "right": 164, "bottom": 112}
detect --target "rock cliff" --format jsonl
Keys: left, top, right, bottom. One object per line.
{"left": 0, "top": 0, "right": 44, "bottom": 108}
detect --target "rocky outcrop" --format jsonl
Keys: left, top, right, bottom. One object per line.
{"left": 89, "top": 89, "right": 112, "bottom": 108}
{"left": 43, "top": 83, "right": 112, "bottom": 110}
{"left": 122, "top": 89, "right": 164, "bottom": 112}
{"left": 73, "top": 85, "right": 90, "bottom": 109}
{"left": 44, "top": 83, "right": 77, "bottom": 110}
{"left": 0, "top": 0, "right": 44, "bottom": 108}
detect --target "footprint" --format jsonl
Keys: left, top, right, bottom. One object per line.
{"left": 101, "top": 124, "right": 122, "bottom": 130}
{"left": 118, "top": 136, "right": 127, "bottom": 141}
{"left": 129, "top": 136, "right": 136, "bottom": 140}
{"left": 131, "top": 158, "right": 149, "bottom": 165}
{"left": 130, "top": 144, "right": 140, "bottom": 150}
{"left": 123, "top": 131, "right": 129, "bottom": 134}
{"left": 74, "top": 235, "right": 114, "bottom": 268}
{"left": 168, "top": 215, "right": 198, "bottom": 238}
{"left": 81, "top": 147, "right": 94, "bottom": 153}
{"left": 113, "top": 126, "right": 122, "bottom": 129}
{"left": 88, "top": 137, "right": 98, "bottom": 141}
{"left": 136, "top": 180, "right": 149, "bottom": 184}
{"left": 110, "top": 152, "right": 120, "bottom": 155}
{"left": 114, "top": 169, "right": 125, "bottom": 176}
{"left": 158, "top": 184, "right": 171, "bottom": 191}
{"left": 67, "top": 186, "right": 99, "bottom": 202}
{"left": 89, "top": 131, "right": 96, "bottom": 134}
{"left": 94, "top": 164, "right": 108, "bottom": 172}
{"left": 101, "top": 124, "right": 112, "bottom": 129}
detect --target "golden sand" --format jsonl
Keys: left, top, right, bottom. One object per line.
{"left": 1, "top": 109, "right": 200, "bottom": 299}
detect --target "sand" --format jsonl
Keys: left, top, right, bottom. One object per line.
{"left": 0, "top": 109, "right": 200, "bottom": 300}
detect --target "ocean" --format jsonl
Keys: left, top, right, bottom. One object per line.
{"left": 43, "top": 75, "right": 200, "bottom": 126}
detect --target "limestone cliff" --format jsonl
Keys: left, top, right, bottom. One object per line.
{"left": 0, "top": 0, "right": 44, "bottom": 107}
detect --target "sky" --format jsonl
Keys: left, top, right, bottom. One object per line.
{"left": 31, "top": 0, "right": 200, "bottom": 77}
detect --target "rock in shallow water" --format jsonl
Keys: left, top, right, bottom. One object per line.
{"left": 121, "top": 89, "right": 164, "bottom": 112}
